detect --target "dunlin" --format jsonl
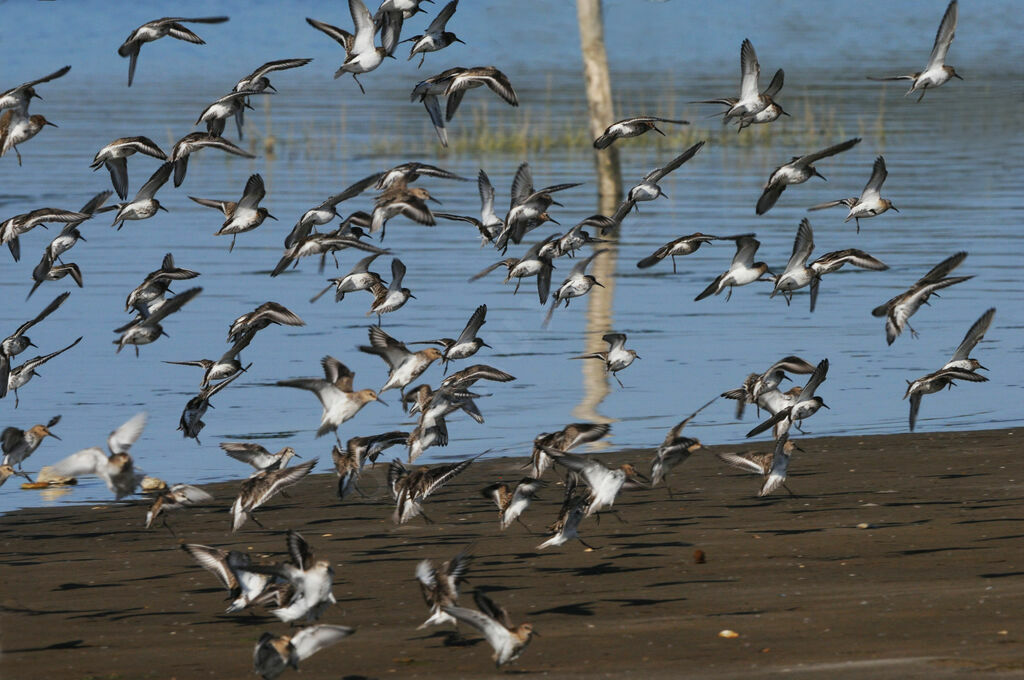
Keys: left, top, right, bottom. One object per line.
{"left": 756, "top": 138, "right": 862, "bottom": 215}
{"left": 416, "top": 549, "right": 472, "bottom": 628}
{"left": 276, "top": 356, "right": 385, "bottom": 440}
{"left": 593, "top": 115, "right": 689, "bottom": 149}
{"left": 869, "top": 0, "right": 961, "bottom": 100}
{"left": 871, "top": 252, "right": 971, "bottom": 345}
{"left": 254, "top": 625, "right": 354, "bottom": 680}
{"left": 44, "top": 412, "right": 147, "bottom": 499}
{"left": 231, "top": 459, "right": 318, "bottom": 531}
{"left": 90, "top": 137, "right": 167, "bottom": 200}
{"left": 1, "top": 415, "right": 60, "bottom": 468}
{"left": 118, "top": 16, "right": 229, "bottom": 86}
{"left": 571, "top": 332, "right": 638, "bottom": 388}
{"left": 442, "top": 591, "right": 535, "bottom": 667}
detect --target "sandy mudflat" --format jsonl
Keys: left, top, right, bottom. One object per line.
{"left": 2, "top": 427, "right": 1024, "bottom": 679}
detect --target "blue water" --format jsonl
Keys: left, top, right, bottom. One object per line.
{"left": 1, "top": 1, "right": 1022, "bottom": 512}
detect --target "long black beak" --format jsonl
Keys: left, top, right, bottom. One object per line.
{"left": 820, "top": 401, "right": 830, "bottom": 409}
{"left": 157, "top": 204, "right": 169, "bottom": 212}
{"left": 814, "top": 170, "right": 827, "bottom": 182}
{"left": 593, "top": 281, "right": 605, "bottom": 288}
{"left": 33, "top": 92, "right": 43, "bottom": 101}
{"left": 890, "top": 205, "right": 899, "bottom": 213}
{"left": 266, "top": 83, "right": 278, "bottom": 93}
{"left": 781, "top": 374, "right": 791, "bottom": 382}
{"left": 44, "top": 121, "right": 58, "bottom": 128}
{"left": 550, "top": 200, "right": 564, "bottom": 208}
{"left": 49, "top": 432, "right": 62, "bottom": 441}
{"left": 953, "top": 72, "right": 964, "bottom": 80}
{"left": 428, "top": 196, "right": 442, "bottom": 205}
{"left": 266, "top": 213, "right": 278, "bottom": 221}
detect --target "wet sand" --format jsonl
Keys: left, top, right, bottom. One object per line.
{"left": 2, "top": 427, "right": 1023, "bottom": 679}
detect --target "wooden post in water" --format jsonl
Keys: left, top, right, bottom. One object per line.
{"left": 574, "top": 0, "right": 620, "bottom": 425}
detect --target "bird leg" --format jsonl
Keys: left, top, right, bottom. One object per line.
{"left": 516, "top": 517, "right": 536, "bottom": 535}
{"left": 672, "top": 256, "right": 677, "bottom": 274}
{"left": 249, "top": 512, "right": 265, "bottom": 529}
{"left": 613, "top": 373, "right": 625, "bottom": 389}
{"left": 907, "top": 322, "right": 919, "bottom": 339}
{"left": 577, "top": 537, "right": 598, "bottom": 550}
{"left": 352, "top": 73, "right": 366, "bottom": 95}
{"left": 725, "top": 287, "right": 733, "bottom": 302}
{"left": 162, "top": 516, "right": 178, "bottom": 538}
{"left": 420, "top": 510, "right": 435, "bottom": 525}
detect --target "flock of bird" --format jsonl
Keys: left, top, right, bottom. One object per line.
{"left": 0, "top": 0, "right": 998, "bottom": 675}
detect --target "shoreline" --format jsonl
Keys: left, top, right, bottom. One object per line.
{"left": 2, "top": 426, "right": 1023, "bottom": 678}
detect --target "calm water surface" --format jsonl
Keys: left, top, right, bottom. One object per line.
{"left": 1, "top": 1, "right": 1022, "bottom": 512}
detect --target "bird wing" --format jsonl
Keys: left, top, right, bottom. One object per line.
{"left": 259, "top": 459, "right": 318, "bottom": 506}
{"left": 602, "top": 333, "right": 627, "bottom": 352}
{"left": 537, "top": 260, "right": 553, "bottom": 305}
{"left": 276, "top": 378, "right": 340, "bottom": 410}
{"left": 785, "top": 218, "right": 815, "bottom": 272}
{"left": 908, "top": 392, "right": 923, "bottom": 432}
{"left": 291, "top": 625, "right": 356, "bottom": 661}
{"left": 509, "top": 162, "right": 533, "bottom": 209}
{"left": 287, "top": 529, "right": 315, "bottom": 570}
{"left": 422, "top": 457, "right": 475, "bottom": 498}
{"left": 456, "top": 304, "right": 487, "bottom": 345}
{"left": 143, "top": 287, "right": 201, "bottom": 326}
{"left": 419, "top": 94, "right": 448, "bottom": 146}
{"left": 349, "top": 0, "right": 377, "bottom": 54}
{"left": 746, "top": 407, "right": 790, "bottom": 438}
{"left": 800, "top": 359, "right": 829, "bottom": 400}
{"left": 48, "top": 447, "right": 109, "bottom": 478}
{"left": 389, "top": 258, "right": 407, "bottom": 290}
{"left": 718, "top": 452, "right": 768, "bottom": 475}
{"left": 767, "top": 356, "right": 817, "bottom": 375}
{"left": 732, "top": 235, "right": 760, "bottom": 268}
{"left": 136, "top": 162, "right": 173, "bottom": 200}
{"left": 916, "top": 251, "right": 967, "bottom": 287}
{"left": 568, "top": 248, "right": 607, "bottom": 278}
{"left": 21, "top": 65, "right": 72, "bottom": 90}
{"left": 798, "top": 137, "right": 861, "bottom": 165}
{"left": 738, "top": 38, "right": 760, "bottom": 101}
{"left": 365, "top": 325, "right": 411, "bottom": 370}
{"left": 245, "top": 58, "right": 313, "bottom": 82}
{"left": 315, "top": 357, "right": 351, "bottom": 392}
{"left": 189, "top": 196, "right": 232, "bottom": 216}
{"left": 237, "top": 173, "right": 266, "bottom": 211}
{"left": 427, "top": 0, "right": 459, "bottom": 33}
{"left": 221, "top": 442, "right": 272, "bottom": 465}
{"left": 170, "top": 484, "right": 214, "bottom": 504}
{"left": 12, "top": 291, "right": 70, "bottom": 338}
{"left": 807, "top": 199, "right": 851, "bottom": 212}
{"left": 478, "top": 170, "right": 499, "bottom": 225}
{"left": 756, "top": 183, "right": 785, "bottom": 215}
{"left": 762, "top": 68, "right": 784, "bottom": 97}
{"left": 859, "top": 156, "right": 887, "bottom": 203}
{"left": 928, "top": 0, "right": 958, "bottom": 70}
{"left": 950, "top": 307, "right": 995, "bottom": 363}
{"left": 108, "top": 412, "right": 147, "bottom": 454}
{"left": 306, "top": 17, "right": 354, "bottom": 50}
{"left": 442, "top": 605, "right": 508, "bottom": 649}
{"left": 648, "top": 141, "right": 705, "bottom": 183}
{"left": 662, "top": 396, "right": 718, "bottom": 444}
{"left": 181, "top": 544, "right": 237, "bottom": 590}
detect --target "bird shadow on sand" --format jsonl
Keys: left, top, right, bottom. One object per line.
{"left": 530, "top": 601, "right": 595, "bottom": 616}
{"left": 4, "top": 639, "right": 90, "bottom": 653}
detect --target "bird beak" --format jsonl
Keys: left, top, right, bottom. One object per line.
{"left": 547, "top": 216, "right": 560, "bottom": 226}
{"left": 28, "top": 340, "right": 37, "bottom": 348}
{"left": 634, "top": 354, "right": 641, "bottom": 359}
{"left": 44, "top": 120, "right": 58, "bottom": 128}
{"left": 387, "top": 53, "right": 398, "bottom": 59}
{"left": 814, "top": 170, "right": 827, "bottom": 182}
{"left": 820, "top": 401, "right": 830, "bottom": 409}
{"left": 32, "top": 92, "right": 43, "bottom": 101}
{"left": 408, "top": 293, "right": 417, "bottom": 299}
{"left": 593, "top": 281, "right": 605, "bottom": 288}
{"left": 551, "top": 200, "right": 564, "bottom": 208}
{"left": 659, "top": 191, "right": 669, "bottom": 200}
{"left": 977, "top": 363, "right": 988, "bottom": 371}
{"left": 376, "top": 396, "right": 388, "bottom": 405}
{"left": 890, "top": 205, "right": 899, "bottom": 213}
{"left": 78, "top": 234, "right": 88, "bottom": 242}
{"left": 781, "top": 374, "right": 791, "bottom": 382}
{"left": 266, "top": 83, "right": 278, "bottom": 93}
{"left": 779, "top": 107, "right": 791, "bottom": 117}
{"left": 953, "top": 72, "right": 964, "bottom": 80}
{"left": 157, "top": 204, "right": 169, "bottom": 212}
{"left": 47, "top": 431, "right": 61, "bottom": 441}
{"left": 266, "top": 213, "right": 278, "bottom": 221}
{"left": 454, "top": 37, "right": 466, "bottom": 44}
{"left": 245, "top": 101, "right": 256, "bottom": 111}
{"left": 481, "top": 341, "right": 492, "bottom": 349}
{"left": 428, "top": 196, "right": 442, "bottom": 205}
